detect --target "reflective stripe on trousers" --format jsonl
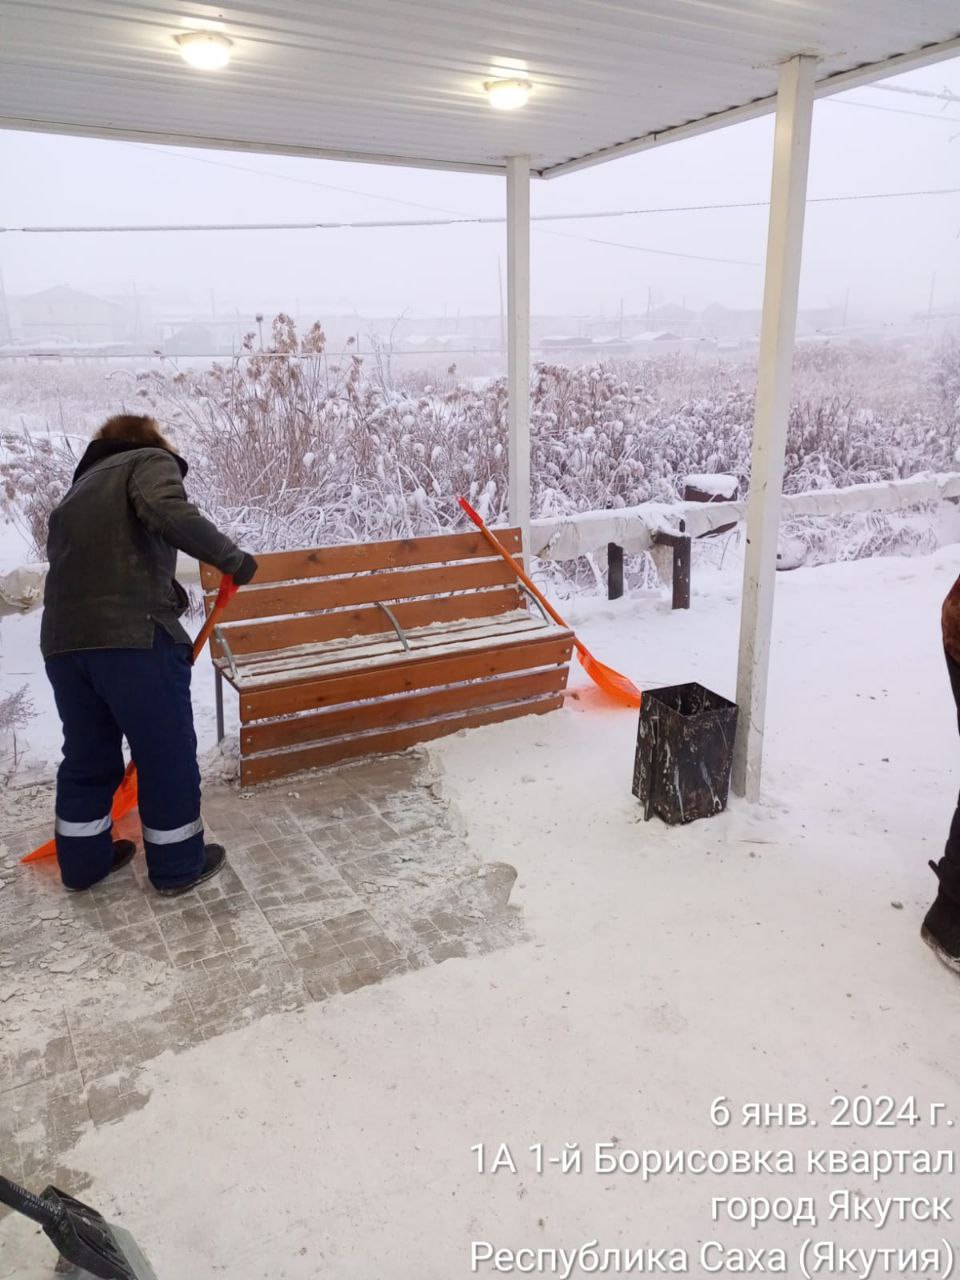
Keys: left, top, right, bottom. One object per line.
{"left": 141, "top": 817, "right": 204, "bottom": 846}
{"left": 55, "top": 812, "right": 112, "bottom": 838}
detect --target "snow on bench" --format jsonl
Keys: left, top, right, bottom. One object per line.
{"left": 683, "top": 473, "right": 740, "bottom": 501}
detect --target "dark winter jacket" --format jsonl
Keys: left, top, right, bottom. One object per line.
{"left": 944, "top": 573, "right": 960, "bottom": 665}
{"left": 41, "top": 441, "right": 245, "bottom": 658}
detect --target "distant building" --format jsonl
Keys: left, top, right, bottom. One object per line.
{"left": 646, "top": 303, "right": 699, "bottom": 336}
{"left": 590, "top": 336, "right": 633, "bottom": 352}
{"left": 630, "top": 330, "right": 683, "bottom": 343}
{"left": 163, "top": 323, "right": 217, "bottom": 356}
{"left": 539, "top": 335, "right": 594, "bottom": 351}
{"left": 10, "top": 286, "right": 137, "bottom": 345}
{"left": 700, "top": 302, "right": 842, "bottom": 340}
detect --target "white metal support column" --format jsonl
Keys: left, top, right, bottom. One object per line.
{"left": 506, "top": 154, "right": 531, "bottom": 554}
{"left": 732, "top": 55, "right": 817, "bottom": 801}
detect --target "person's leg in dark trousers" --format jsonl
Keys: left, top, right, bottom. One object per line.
{"left": 85, "top": 628, "right": 206, "bottom": 890}
{"left": 923, "top": 650, "right": 960, "bottom": 971}
{"left": 936, "top": 651, "right": 960, "bottom": 899}
{"left": 44, "top": 652, "right": 126, "bottom": 890}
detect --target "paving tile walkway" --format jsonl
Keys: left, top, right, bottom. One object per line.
{"left": 0, "top": 751, "right": 521, "bottom": 1192}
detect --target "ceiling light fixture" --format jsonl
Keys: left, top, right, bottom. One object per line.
{"left": 175, "top": 31, "right": 233, "bottom": 71}
{"left": 484, "top": 78, "right": 533, "bottom": 111}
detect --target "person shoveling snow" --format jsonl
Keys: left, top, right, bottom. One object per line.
{"left": 39, "top": 414, "right": 258, "bottom": 895}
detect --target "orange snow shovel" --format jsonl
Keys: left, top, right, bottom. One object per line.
{"left": 458, "top": 497, "right": 642, "bottom": 708}
{"left": 22, "top": 573, "right": 239, "bottom": 865}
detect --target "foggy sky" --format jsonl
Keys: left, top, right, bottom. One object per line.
{"left": 1, "top": 57, "right": 958, "bottom": 323}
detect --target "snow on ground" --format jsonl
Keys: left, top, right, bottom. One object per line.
{"left": 682, "top": 472, "right": 740, "bottom": 499}
{"left": 0, "top": 523, "right": 30, "bottom": 575}
{"left": 3, "top": 548, "right": 960, "bottom": 1278}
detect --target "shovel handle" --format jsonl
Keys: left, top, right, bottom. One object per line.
{"left": 0, "top": 1175, "right": 63, "bottom": 1229}
{"left": 457, "top": 497, "right": 575, "bottom": 638}
{"left": 192, "top": 574, "right": 238, "bottom": 664}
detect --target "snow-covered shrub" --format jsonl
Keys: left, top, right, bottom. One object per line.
{"left": 530, "top": 359, "right": 753, "bottom": 517}
{"left": 932, "top": 335, "right": 960, "bottom": 444}
{"left": 0, "top": 432, "right": 79, "bottom": 556}
{"left": 135, "top": 315, "right": 509, "bottom": 549}
{"left": 0, "top": 685, "right": 36, "bottom": 781}
{"left": 781, "top": 509, "right": 938, "bottom": 566}
{"left": 2, "top": 318, "right": 958, "bottom": 582}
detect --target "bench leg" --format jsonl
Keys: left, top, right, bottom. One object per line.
{"left": 653, "top": 530, "right": 692, "bottom": 610}
{"left": 672, "top": 536, "right": 692, "bottom": 610}
{"left": 607, "top": 542, "right": 624, "bottom": 600}
{"left": 215, "top": 668, "right": 225, "bottom": 744}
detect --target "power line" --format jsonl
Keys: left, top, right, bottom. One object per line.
{"left": 827, "top": 98, "right": 960, "bottom": 123}
{"left": 868, "top": 84, "right": 960, "bottom": 106}
{"left": 3, "top": 186, "right": 957, "bottom": 236}
{"left": 535, "top": 226, "right": 758, "bottom": 265}
{"left": 0, "top": 214, "right": 759, "bottom": 263}
{"left": 548, "top": 186, "right": 960, "bottom": 219}
{"left": 121, "top": 142, "right": 470, "bottom": 219}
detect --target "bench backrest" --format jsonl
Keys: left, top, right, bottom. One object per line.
{"left": 199, "top": 527, "right": 525, "bottom": 659}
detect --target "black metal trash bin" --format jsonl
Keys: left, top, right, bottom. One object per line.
{"left": 632, "top": 683, "right": 738, "bottom": 824}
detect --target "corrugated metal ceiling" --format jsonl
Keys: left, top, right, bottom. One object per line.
{"left": 0, "top": 1, "right": 957, "bottom": 175}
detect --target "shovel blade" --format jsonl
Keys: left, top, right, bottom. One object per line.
{"left": 43, "top": 1186, "right": 157, "bottom": 1280}
{"left": 104, "top": 1226, "right": 159, "bottom": 1280}
{"left": 110, "top": 762, "right": 139, "bottom": 822}
{"left": 577, "top": 648, "right": 643, "bottom": 708}
{"left": 21, "top": 837, "right": 56, "bottom": 864}
{"left": 64, "top": 1226, "right": 159, "bottom": 1280}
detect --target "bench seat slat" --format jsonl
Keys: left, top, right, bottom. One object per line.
{"left": 239, "top": 632, "right": 575, "bottom": 720}
{"left": 241, "top": 666, "right": 569, "bottom": 754}
{"left": 239, "top": 693, "right": 564, "bottom": 786}
{"left": 223, "top": 611, "right": 567, "bottom": 689}
{"left": 230, "top": 608, "right": 548, "bottom": 676}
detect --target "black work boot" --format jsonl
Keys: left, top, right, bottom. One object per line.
{"left": 64, "top": 839, "right": 137, "bottom": 893}
{"left": 921, "top": 862, "right": 960, "bottom": 974}
{"left": 156, "top": 844, "right": 227, "bottom": 898}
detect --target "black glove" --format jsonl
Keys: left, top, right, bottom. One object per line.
{"left": 231, "top": 552, "right": 259, "bottom": 587}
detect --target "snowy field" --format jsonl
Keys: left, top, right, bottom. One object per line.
{"left": 3, "top": 544, "right": 960, "bottom": 1278}
{"left": 3, "top": 333, "right": 959, "bottom": 565}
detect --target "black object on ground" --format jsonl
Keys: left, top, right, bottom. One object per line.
{"left": 607, "top": 542, "right": 624, "bottom": 600}
{"left": 652, "top": 529, "right": 692, "bottom": 610}
{"left": 633, "top": 683, "right": 738, "bottom": 824}
{"left": 0, "top": 1174, "right": 158, "bottom": 1279}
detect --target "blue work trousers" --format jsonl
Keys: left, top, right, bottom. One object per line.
{"left": 45, "top": 626, "right": 205, "bottom": 890}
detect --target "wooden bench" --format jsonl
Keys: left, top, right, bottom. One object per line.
{"left": 200, "top": 529, "right": 574, "bottom": 787}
